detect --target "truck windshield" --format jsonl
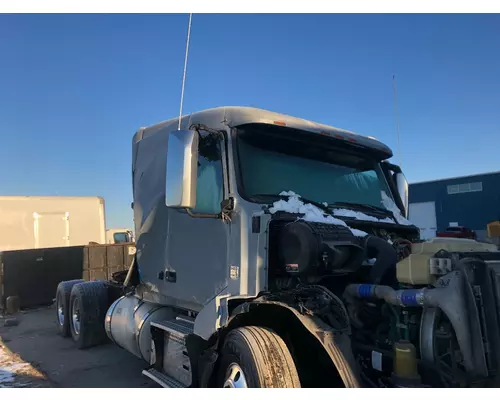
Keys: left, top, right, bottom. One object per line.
{"left": 235, "top": 126, "right": 394, "bottom": 210}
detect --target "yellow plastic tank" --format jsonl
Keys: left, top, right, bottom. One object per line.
{"left": 396, "top": 237, "right": 499, "bottom": 285}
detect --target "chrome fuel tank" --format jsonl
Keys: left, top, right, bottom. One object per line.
{"left": 105, "top": 295, "right": 175, "bottom": 362}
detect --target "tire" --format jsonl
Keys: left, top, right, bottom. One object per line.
{"left": 69, "top": 281, "right": 109, "bottom": 349}
{"left": 55, "top": 279, "right": 84, "bottom": 337}
{"left": 218, "top": 326, "right": 301, "bottom": 388}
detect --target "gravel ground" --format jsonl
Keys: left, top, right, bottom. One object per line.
{"left": 0, "top": 305, "right": 159, "bottom": 388}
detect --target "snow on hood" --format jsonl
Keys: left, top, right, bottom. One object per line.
{"left": 267, "top": 190, "right": 411, "bottom": 228}
{"left": 268, "top": 191, "right": 368, "bottom": 237}
{"left": 380, "top": 191, "right": 412, "bottom": 225}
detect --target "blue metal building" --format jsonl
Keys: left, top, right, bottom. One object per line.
{"left": 408, "top": 171, "right": 500, "bottom": 240}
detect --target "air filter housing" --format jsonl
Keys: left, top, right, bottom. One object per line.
{"left": 279, "top": 221, "right": 364, "bottom": 276}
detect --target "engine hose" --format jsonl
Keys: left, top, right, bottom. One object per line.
{"left": 363, "top": 235, "right": 398, "bottom": 285}
{"left": 345, "top": 270, "right": 485, "bottom": 378}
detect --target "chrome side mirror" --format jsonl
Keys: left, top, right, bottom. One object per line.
{"left": 394, "top": 172, "right": 409, "bottom": 218}
{"left": 165, "top": 130, "right": 199, "bottom": 208}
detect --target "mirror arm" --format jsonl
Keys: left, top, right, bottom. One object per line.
{"left": 184, "top": 197, "right": 234, "bottom": 221}
{"left": 381, "top": 161, "right": 406, "bottom": 216}
{"left": 384, "top": 161, "right": 402, "bottom": 174}
{"left": 185, "top": 208, "right": 222, "bottom": 219}
{"left": 221, "top": 197, "right": 235, "bottom": 222}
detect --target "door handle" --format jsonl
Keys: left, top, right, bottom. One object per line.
{"left": 158, "top": 270, "right": 177, "bottom": 283}
{"left": 165, "top": 271, "right": 177, "bottom": 283}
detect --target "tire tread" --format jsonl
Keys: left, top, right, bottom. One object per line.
{"left": 70, "top": 281, "right": 109, "bottom": 349}
{"left": 221, "top": 326, "right": 300, "bottom": 388}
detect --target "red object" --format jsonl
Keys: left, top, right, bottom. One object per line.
{"left": 436, "top": 226, "right": 477, "bottom": 240}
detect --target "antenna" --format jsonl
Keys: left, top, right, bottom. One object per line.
{"left": 392, "top": 74, "right": 402, "bottom": 167}
{"left": 178, "top": 13, "right": 193, "bottom": 131}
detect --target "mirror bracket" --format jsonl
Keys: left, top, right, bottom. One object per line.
{"left": 381, "top": 161, "right": 409, "bottom": 218}
{"left": 220, "top": 197, "right": 235, "bottom": 221}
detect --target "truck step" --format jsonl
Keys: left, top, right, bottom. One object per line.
{"left": 142, "top": 368, "right": 187, "bottom": 388}
{"left": 151, "top": 318, "right": 194, "bottom": 338}
{"left": 175, "top": 314, "right": 195, "bottom": 324}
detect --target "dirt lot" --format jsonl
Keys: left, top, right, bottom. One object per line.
{"left": 0, "top": 305, "right": 159, "bottom": 388}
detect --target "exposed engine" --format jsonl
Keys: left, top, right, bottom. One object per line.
{"left": 268, "top": 216, "right": 500, "bottom": 387}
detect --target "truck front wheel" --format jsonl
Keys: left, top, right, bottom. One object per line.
{"left": 69, "top": 281, "right": 109, "bottom": 349}
{"left": 217, "top": 326, "right": 301, "bottom": 388}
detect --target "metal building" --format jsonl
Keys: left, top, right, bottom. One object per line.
{"left": 408, "top": 171, "right": 500, "bottom": 241}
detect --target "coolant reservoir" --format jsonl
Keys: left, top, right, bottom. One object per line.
{"left": 392, "top": 340, "right": 421, "bottom": 387}
{"left": 396, "top": 237, "right": 499, "bottom": 285}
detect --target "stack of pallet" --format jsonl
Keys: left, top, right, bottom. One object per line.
{"left": 82, "top": 243, "right": 136, "bottom": 281}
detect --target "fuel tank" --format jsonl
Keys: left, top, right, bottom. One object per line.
{"left": 105, "top": 295, "right": 175, "bottom": 362}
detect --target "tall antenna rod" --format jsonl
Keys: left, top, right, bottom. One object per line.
{"left": 178, "top": 13, "right": 193, "bottom": 130}
{"left": 392, "top": 74, "right": 402, "bottom": 167}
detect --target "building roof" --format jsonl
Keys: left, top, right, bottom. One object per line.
{"left": 410, "top": 170, "right": 500, "bottom": 186}
{"left": 135, "top": 106, "right": 392, "bottom": 157}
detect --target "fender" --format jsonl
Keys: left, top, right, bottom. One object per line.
{"left": 225, "top": 286, "right": 362, "bottom": 388}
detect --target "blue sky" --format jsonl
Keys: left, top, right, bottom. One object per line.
{"left": 0, "top": 14, "right": 499, "bottom": 228}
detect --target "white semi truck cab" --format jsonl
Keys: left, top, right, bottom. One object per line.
{"left": 55, "top": 107, "right": 500, "bottom": 388}
{"left": 105, "top": 228, "right": 134, "bottom": 244}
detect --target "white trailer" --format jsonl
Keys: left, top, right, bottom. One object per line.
{"left": 0, "top": 196, "right": 132, "bottom": 251}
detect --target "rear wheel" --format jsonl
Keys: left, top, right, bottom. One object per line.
{"left": 55, "top": 279, "right": 84, "bottom": 337}
{"left": 69, "top": 281, "right": 109, "bottom": 349}
{"left": 218, "top": 326, "right": 301, "bottom": 388}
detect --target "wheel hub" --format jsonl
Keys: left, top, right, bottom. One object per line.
{"left": 72, "top": 299, "right": 81, "bottom": 335}
{"left": 57, "top": 298, "right": 64, "bottom": 326}
{"left": 223, "top": 363, "right": 248, "bottom": 388}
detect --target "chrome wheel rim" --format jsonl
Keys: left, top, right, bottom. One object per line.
{"left": 223, "top": 363, "right": 248, "bottom": 388}
{"left": 72, "top": 298, "right": 81, "bottom": 335}
{"left": 57, "top": 297, "right": 64, "bottom": 326}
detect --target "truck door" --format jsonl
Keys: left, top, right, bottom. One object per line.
{"left": 164, "top": 131, "right": 229, "bottom": 309}
{"left": 33, "top": 212, "right": 70, "bottom": 249}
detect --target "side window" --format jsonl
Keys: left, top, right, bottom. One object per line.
{"left": 192, "top": 132, "right": 224, "bottom": 215}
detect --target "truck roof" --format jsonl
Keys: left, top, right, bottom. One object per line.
{"left": 134, "top": 106, "right": 393, "bottom": 159}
